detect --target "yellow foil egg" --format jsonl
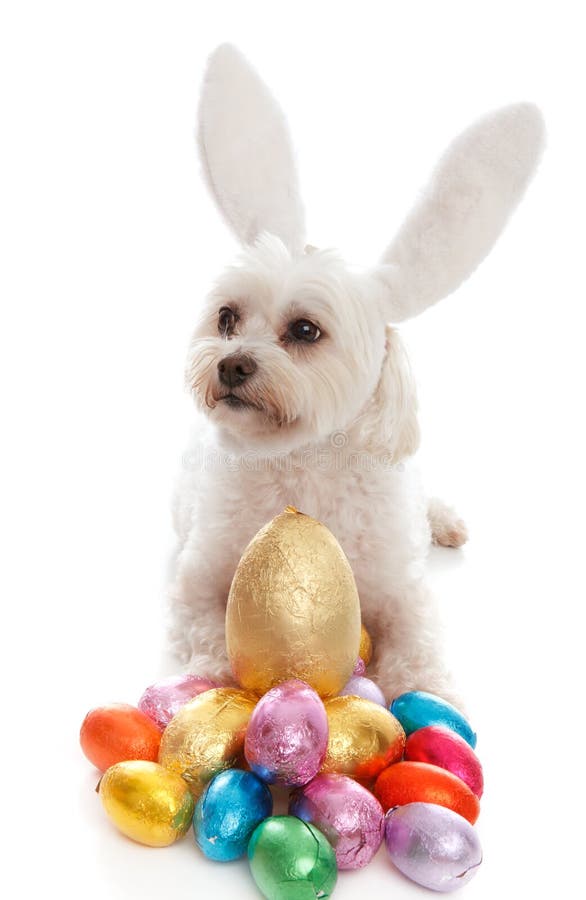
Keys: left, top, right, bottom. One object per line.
{"left": 99, "top": 760, "right": 194, "bottom": 847}
{"left": 359, "top": 624, "right": 373, "bottom": 665}
{"left": 321, "top": 695, "right": 406, "bottom": 782}
{"left": 226, "top": 507, "right": 361, "bottom": 698}
{"left": 158, "top": 687, "right": 257, "bottom": 799}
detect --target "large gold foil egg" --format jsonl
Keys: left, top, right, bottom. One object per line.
{"left": 321, "top": 695, "right": 406, "bottom": 782}
{"left": 99, "top": 760, "right": 194, "bottom": 847}
{"left": 226, "top": 507, "right": 361, "bottom": 698}
{"left": 158, "top": 687, "right": 256, "bottom": 799}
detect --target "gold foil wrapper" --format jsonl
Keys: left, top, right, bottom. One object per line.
{"left": 226, "top": 507, "right": 361, "bottom": 698}
{"left": 99, "top": 760, "right": 195, "bottom": 847}
{"left": 158, "top": 687, "right": 257, "bottom": 799}
{"left": 359, "top": 624, "right": 373, "bottom": 666}
{"left": 321, "top": 695, "right": 406, "bottom": 782}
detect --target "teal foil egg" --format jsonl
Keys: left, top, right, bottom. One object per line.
{"left": 390, "top": 691, "right": 477, "bottom": 748}
{"left": 193, "top": 769, "right": 272, "bottom": 861}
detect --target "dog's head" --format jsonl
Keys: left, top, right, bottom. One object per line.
{"left": 187, "top": 44, "right": 544, "bottom": 454}
{"left": 187, "top": 236, "right": 391, "bottom": 450}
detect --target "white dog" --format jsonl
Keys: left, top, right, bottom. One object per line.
{"left": 168, "top": 44, "right": 544, "bottom": 706}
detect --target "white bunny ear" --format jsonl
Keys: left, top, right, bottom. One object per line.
{"left": 377, "top": 103, "right": 545, "bottom": 322}
{"left": 198, "top": 44, "right": 305, "bottom": 254}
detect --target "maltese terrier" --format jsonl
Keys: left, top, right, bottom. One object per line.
{"left": 168, "top": 44, "right": 544, "bottom": 706}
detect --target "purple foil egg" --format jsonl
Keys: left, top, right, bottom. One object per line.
{"left": 138, "top": 674, "right": 218, "bottom": 730}
{"left": 353, "top": 658, "right": 366, "bottom": 676}
{"left": 384, "top": 802, "right": 482, "bottom": 892}
{"left": 340, "top": 675, "right": 386, "bottom": 706}
{"left": 244, "top": 680, "right": 328, "bottom": 787}
{"left": 289, "top": 773, "right": 384, "bottom": 870}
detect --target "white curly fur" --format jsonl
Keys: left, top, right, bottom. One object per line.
{"left": 168, "top": 45, "right": 544, "bottom": 708}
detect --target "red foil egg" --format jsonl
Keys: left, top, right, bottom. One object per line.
{"left": 405, "top": 726, "right": 484, "bottom": 798}
{"left": 374, "top": 761, "right": 480, "bottom": 824}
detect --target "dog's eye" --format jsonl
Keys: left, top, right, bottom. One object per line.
{"left": 218, "top": 306, "right": 238, "bottom": 337}
{"left": 287, "top": 319, "right": 322, "bottom": 343}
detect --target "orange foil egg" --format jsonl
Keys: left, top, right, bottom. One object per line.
{"left": 79, "top": 703, "right": 161, "bottom": 772}
{"left": 374, "top": 761, "right": 480, "bottom": 824}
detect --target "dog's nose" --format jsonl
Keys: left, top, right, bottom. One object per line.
{"left": 217, "top": 352, "right": 257, "bottom": 388}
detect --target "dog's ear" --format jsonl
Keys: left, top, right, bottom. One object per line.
{"left": 358, "top": 326, "right": 420, "bottom": 463}
{"left": 198, "top": 44, "right": 305, "bottom": 255}
{"left": 376, "top": 103, "right": 545, "bottom": 322}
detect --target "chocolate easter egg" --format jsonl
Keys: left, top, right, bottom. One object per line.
{"left": 289, "top": 773, "right": 384, "bottom": 870}
{"left": 405, "top": 726, "right": 484, "bottom": 798}
{"left": 385, "top": 802, "right": 482, "bottom": 891}
{"left": 359, "top": 624, "right": 373, "bottom": 666}
{"left": 158, "top": 687, "right": 256, "bottom": 799}
{"left": 244, "top": 679, "right": 328, "bottom": 787}
{"left": 80, "top": 703, "right": 161, "bottom": 772}
{"left": 391, "top": 691, "right": 477, "bottom": 748}
{"left": 194, "top": 769, "right": 273, "bottom": 861}
{"left": 321, "top": 696, "right": 405, "bottom": 781}
{"left": 248, "top": 816, "right": 337, "bottom": 900}
{"left": 226, "top": 507, "right": 361, "bottom": 698}
{"left": 374, "top": 761, "right": 480, "bottom": 823}
{"left": 99, "top": 760, "right": 194, "bottom": 847}
{"left": 138, "top": 674, "right": 218, "bottom": 730}
{"left": 340, "top": 675, "right": 386, "bottom": 706}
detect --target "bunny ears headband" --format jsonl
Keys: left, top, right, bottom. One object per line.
{"left": 198, "top": 44, "right": 545, "bottom": 322}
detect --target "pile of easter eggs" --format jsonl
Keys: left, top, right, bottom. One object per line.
{"left": 80, "top": 507, "right": 484, "bottom": 896}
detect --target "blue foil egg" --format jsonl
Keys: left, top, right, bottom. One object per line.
{"left": 390, "top": 691, "right": 477, "bottom": 748}
{"left": 193, "top": 769, "right": 273, "bottom": 861}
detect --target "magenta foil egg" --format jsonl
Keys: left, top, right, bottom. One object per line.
{"left": 138, "top": 674, "right": 218, "bottom": 730}
{"left": 405, "top": 726, "right": 484, "bottom": 798}
{"left": 244, "top": 680, "right": 328, "bottom": 787}
{"left": 340, "top": 675, "right": 386, "bottom": 706}
{"left": 289, "top": 773, "right": 385, "bottom": 869}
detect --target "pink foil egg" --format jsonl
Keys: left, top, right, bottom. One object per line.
{"left": 289, "top": 773, "right": 385, "bottom": 870}
{"left": 340, "top": 675, "right": 386, "bottom": 706}
{"left": 138, "top": 674, "right": 218, "bottom": 730}
{"left": 405, "top": 726, "right": 484, "bottom": 798}
{"left": 353, "top": 658, "right": 366, "bottom": 676}
{"left": 244, "top": 680, "right": 328, "bottom": 787}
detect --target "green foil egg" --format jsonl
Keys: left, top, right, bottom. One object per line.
{"left": 248, "top": 815, "right": 337, "bottom": 900}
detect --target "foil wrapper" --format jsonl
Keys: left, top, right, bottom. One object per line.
{"left": 321, "top": 695, "right": 405, "bottom": 782}
{"left": 99, "top": 760, "right": 194, "bottom": 847}
{"left": 226, "top": 507, "right": 361, "bottom": 698}
{"left": 244, "top": 679, "right": 328, "bottom": 787}
{"left": 385, "top": 802, "right": 482, "bottom": 892}
{"left": 405, "top": 726, "right": 484, "bottom": 798}
{"left": 158, "top": 687, "right": 257, "bottom": 799}
{"left": 79, "top": 703, "right": 161, "bottom": 772}
{"left": 359, "top": 624, "right": 373, "bottom": 666}
{"left": 340, "top": 675, "right": 386, "bottom": 706}
{"left": 248, "top": 816, "right": 337, "bottom": 899}
{"left": 374, "top": 761, "right": 480, "bottom": 824}
{"left": 289, "top": 773, "right": 384, "bottom": 870}
{"left": 391, "top": 690, "right": 477, "bottom": 748}
{"left": 138, "top": 674, "right": 218, "bottom": 730}
{"left": 194, "top": 769, "right": 272, "bottom": 861}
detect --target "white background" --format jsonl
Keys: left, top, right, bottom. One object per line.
{"left": 1, "top": 2, "right": 585, "bottom": 897}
